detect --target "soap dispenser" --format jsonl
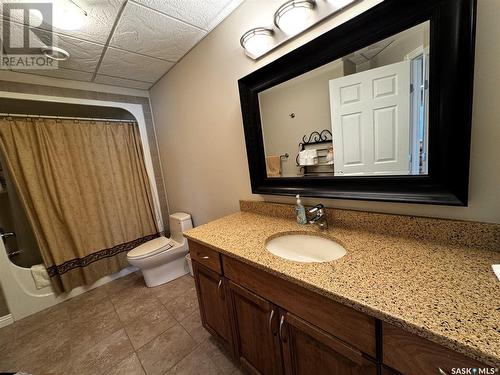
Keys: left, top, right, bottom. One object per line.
{"left": 295, "top": 195, "right": 307, "bottom": 225}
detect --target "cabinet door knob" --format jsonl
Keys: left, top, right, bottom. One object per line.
{"left": 279, "top": 314, "right": 287, "bottom": 343}
{"left": 201, "top": 255, "right": 210, "bottom": 259}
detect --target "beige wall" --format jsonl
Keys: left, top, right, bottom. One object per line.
{"left": 150, "top": 0, "right": 500, "bottom": 225}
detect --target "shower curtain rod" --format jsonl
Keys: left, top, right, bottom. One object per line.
{"left": 0, "top": 113, "right": 136, "bottom": 123}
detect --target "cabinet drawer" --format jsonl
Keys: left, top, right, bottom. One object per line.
{"left": 282, "top": 311, "right": 378, "bottom": 375}
{"left": 222, "top": 255, "right": 377, "bottom": 358}
{"left": 189, "top": 240, "right": 222, "bottom": 274}
{"left": 383, "top": 322, "right": 487, "bottom": 375}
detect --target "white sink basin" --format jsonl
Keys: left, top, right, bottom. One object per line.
{"left": 265, "top": 233, "right": 346, "bottom": 263}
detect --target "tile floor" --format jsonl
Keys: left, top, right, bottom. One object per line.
{"left": 0, "top": 272, "right": 242, "bottom": 375}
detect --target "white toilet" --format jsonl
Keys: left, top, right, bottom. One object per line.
{"left": 127, "top": 212, "right": 193, "bottom": 287}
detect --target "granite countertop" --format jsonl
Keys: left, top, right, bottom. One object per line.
{"left": 184, "top": 209, "right": 500, "bottom": 366}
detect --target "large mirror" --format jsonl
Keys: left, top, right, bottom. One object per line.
{"left": 260, "top": 22, "right": 430, "bottom": 178}
{"left": 239, "top": 0, "right": 476, "bottom": 206}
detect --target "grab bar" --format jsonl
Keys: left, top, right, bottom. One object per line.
{"left": 0, "top": 232, "right": 21, "bottom": 256}
{"left": 1, "top": 232, "right": 15, "bottom": 241}
{"left": 1, "top": 231, "right": 16, "bottom": 247}
{"left": 7, "top": 249, "right": 23, "bottom": 257}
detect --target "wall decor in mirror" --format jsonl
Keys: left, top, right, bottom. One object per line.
{"left": 239, "top": 0, "right": 476, "bottom": 206}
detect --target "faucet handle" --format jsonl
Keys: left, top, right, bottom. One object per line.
{"left": 307, "top": 204, "right": 328, "bottom": 230}
{"left": 308, "top": 204, "right": 324, "bottom": 214}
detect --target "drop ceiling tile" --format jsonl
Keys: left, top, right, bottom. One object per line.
{"left": 94, "top": 74, "right": 152, "bottom": 90}
{"left": 110, "top": 2, "right": 206, "bottom": 62}
{"left": 133, "top": 0, "right": 238, "bottom": 30}
{"left": 98, "top": 47, "right": 174, "bottom": 83}
{"left": 4, "top": 21, "right": 104, "bottom": 73}
{"left": 13, "top": 67, "right": 93, "bottom": 82}
{"left": 346, "top": 53, "right": 368, "bottom": 65}
{"left": 1, "top": 0, "right": 125, "bottom": 44}
{"left": 362, "top": 39, "right": 394, "bottom": 59}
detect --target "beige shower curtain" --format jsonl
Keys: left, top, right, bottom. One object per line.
{"left": 0, "top": 117, "right": 159, "bottom": 293}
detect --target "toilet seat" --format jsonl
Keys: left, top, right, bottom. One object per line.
{"left": 127, "top": 236, "right": 176, "bottom": 260}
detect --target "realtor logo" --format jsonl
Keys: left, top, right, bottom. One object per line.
{"left": 1, "top": 2, "right": 58, "bottom": 69}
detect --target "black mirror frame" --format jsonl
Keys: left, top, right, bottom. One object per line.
{"left": 238, "top": 0, "right": 477, "bottom": 206}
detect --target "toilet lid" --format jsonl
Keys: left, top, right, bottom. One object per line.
{"left": 127, "top": 237, "right": 174, "bottom": 259}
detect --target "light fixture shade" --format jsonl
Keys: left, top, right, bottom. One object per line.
{"left": 274, "top": 0, "right": 316, "bottom": 35}
{"left": 30, "top": 0, "right": 87, "bottom": 30}
{"left": 240, "top": 0, "right": 359, "bottom": 60}
{"left": 240, "top": 27, "right": 275, "bottom": 58}
{"left": 53, "top": 0, "right": 87, "bottom": 30}
{"left": 41, "top": 46, "right": 70, "bottom": 61}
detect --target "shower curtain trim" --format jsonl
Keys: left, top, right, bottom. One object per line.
{"left": 46, "top": 232, "right": 162, "bottom": 277}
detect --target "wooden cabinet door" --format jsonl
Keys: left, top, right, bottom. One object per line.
{"left": 228, "top": 281, "right": 282, "bottom": 375}
{"left": 383, "top": 322, "right": 487, "bottom": 375}
{"left": 280, "top": 311, "right": 377, "bottom": 375}
{"left": 192, "top": 261, "right": 232, "bottom": 350}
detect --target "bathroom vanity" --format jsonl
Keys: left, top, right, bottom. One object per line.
{"left": 186, "top": 202, "right": 499, "bottom": 375}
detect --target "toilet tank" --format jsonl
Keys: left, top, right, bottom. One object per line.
{"left": 169, "top": 212, "right": 193, "bottom": 242}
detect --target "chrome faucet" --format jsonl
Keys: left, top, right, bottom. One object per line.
{"left": 307, "top": 204, "right": 328, "bottom": 231}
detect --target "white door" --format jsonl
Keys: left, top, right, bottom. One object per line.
{"left": 329, "top": 60, "right": 411, "bottom": 176}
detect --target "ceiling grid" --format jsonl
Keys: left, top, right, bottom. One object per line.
{"left": 1, "top": 0, "right": 244, "bottom": 89}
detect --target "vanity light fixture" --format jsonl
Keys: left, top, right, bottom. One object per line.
{"left": 240, "top": 0, "right": 360, "bottom": 60}
{"left": 240, "top": 28, "right": 275, "bottom": 59}
{"left": 41, "top": 46, "right": 71, "bottom": 61}
{"left": 274, "top": 0, "right": 317, "bottom": 35}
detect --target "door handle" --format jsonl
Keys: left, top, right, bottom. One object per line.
{"left": 217, "top": 279, "right": 225, "bottom": 300}
{"left": 268, "top": 308, "right": 275, "bottom": 334}
{"left": 196, "top": 251, "right": 210, "bottom": 260}
{"left": 279, "top": 314, "right": 287, "bottom": 343}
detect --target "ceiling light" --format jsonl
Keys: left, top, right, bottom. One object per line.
{"left": 52, "top": 0, "right": 88, "bottom": 31}
{"left": 274, "top": 0, "right": 316, "bottom": 35}
{"left": 240, "top": 28, "right": 275, "bottom": 58}
{"left": 41, "top": 46, "right": 70, "bottom": 61}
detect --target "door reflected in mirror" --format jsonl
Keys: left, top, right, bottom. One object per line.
{"left": 259, "top": 21, "right": 430, "bottom": 178}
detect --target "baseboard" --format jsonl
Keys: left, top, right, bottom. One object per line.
{"left": 0, "top": 313, "right": 14, "bottom": 328}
